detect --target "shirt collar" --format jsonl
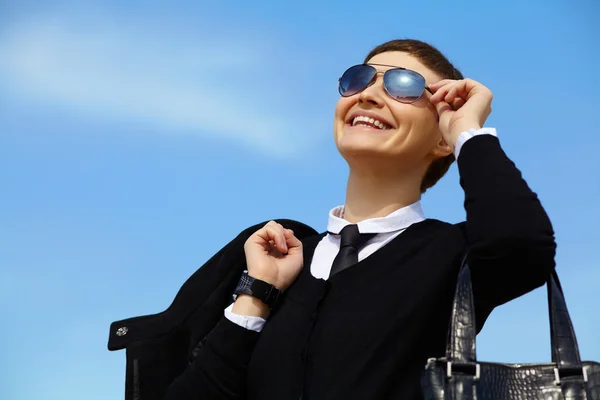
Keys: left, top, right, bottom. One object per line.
{"left": 327, "top": 201, "right": 425, "bottom": 235}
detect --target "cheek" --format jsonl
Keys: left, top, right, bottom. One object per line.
{"left": 411, "top": 113, "right": 440, "bottom": 146}
{"left": 394, "top": 101, "right": 437, "bottom": 130}
{"left": 387, "top": 105, "right": 440, "bottom": 149}
{"left": 333, "top": 97, "right": 354, "bottom": 141}
{"left": 334, "top": 97, "right": 353, "bottom": 120}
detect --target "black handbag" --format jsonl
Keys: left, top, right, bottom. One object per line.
{"left": 421, "top": 261, "right": 600, "bottom": 399}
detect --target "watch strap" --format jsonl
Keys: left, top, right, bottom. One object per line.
{"left": 233, "top": 271, "right": 281, "bottom": 308}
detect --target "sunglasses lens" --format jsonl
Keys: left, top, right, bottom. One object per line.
{"left": 339, "top": 65, "right": 376, "bottom": 97}
{"left": 384, "top": 69, "right": 426, "bottom": 103}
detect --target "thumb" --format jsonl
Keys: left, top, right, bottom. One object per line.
{"left": 435, "top": 100, "right": 453, "bottom": 127}
{"left": 434, "top": 100, "right": 453, "bottom": 117}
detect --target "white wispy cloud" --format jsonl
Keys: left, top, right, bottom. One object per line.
{"left": 0, "top": 15, "right": 323, "bottom": 158}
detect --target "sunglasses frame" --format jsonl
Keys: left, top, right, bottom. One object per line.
{"left": 338, "top": 63, "right": 433, "bottom": 104}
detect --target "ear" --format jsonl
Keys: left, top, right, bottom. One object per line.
{"left": 430, "top": 136, "right": 453, "bottom": 159}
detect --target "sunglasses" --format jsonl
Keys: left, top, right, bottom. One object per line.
{"left": 338, "top": 63, "right": 433, "bottom": 104}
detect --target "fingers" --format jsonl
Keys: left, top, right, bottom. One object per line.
{"left": 250, "top": 221, "right": 288, "bottom": 253}
{"left": 429, "top": 80, "right": 454, "bottom": 104}
{"left": 451, "top": 98, "right": 466, "bottom": 110}
{"left": 429, "top": 78, "right": 487, "bottom": 105}
{"left": 430, "top": 80, "right": 465, "bottom": 105}
{"left": 251, "top": 221, "right": 303, "bottom": 254}
{"left": 283, "top": 228, "right": 302, "bottom": 249}
{"left": 444, "top": 83, "right": 462, "bottom": 103}
{"left": 428, "top": 79, "right": 455, "bottom": 91}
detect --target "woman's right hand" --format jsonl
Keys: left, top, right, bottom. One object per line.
{"left": 243, "top": 220, "right": 304, "bottom": 291}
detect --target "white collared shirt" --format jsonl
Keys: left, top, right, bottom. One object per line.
{"left": 225, "top": 128, "right": 497, "bottom": 332}
{"left": 311, "top": 202, "right": 425, "bottom": 279}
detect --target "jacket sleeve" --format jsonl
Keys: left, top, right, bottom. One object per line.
{"left": 457, "top": 135, "right": 557, "bottom": 328}
{"left": 164, "top": 317, "right": 260, "bottom": 400}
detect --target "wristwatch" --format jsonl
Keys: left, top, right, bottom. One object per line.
{"left": 233, "top": 270, "right": 281, "bottom": 308}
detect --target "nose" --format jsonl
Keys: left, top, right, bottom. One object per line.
{"left": 358, "top": 72, "right": 386, "bottom": 107}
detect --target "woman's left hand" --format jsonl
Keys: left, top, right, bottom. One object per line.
{"left": 429, "top": 78, "right": 493, "bottom": 148}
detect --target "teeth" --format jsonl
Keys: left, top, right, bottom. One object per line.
{"left": 351, "top": 115, "right": 391, "bottom": 130}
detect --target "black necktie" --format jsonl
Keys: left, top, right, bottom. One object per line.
{"left": 329, "top": 224, "right": 377, "bottom": 277}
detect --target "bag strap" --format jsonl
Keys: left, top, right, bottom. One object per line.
{"left": 446, "top": 256, "right": 583, "bottom": 371}
{"left": 445, "top": 257, "right": 477, "bottom": 363}
{"left": 547, "top": 269, "right": 583, "bottom": 367}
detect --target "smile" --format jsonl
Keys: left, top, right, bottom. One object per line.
{"left": 351, "top": 115, "right": 391, "bottom": 130}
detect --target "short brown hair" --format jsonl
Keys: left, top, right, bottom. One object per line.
{"left": 364, "top": 39, "right": 464, "bottom": 193}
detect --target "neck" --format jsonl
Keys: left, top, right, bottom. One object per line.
{"left": 342, "top": 163, "right": 423, "bottom": 224}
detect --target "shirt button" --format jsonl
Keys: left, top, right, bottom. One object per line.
{"left": 116, "top": 327, "right": 129, "bottom": 336}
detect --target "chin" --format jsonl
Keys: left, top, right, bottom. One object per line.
{"left": 336, "top": 125, "right": 395, "bottom": 156}
{"left": 336, "top": 138, "right": 388, "bottom": 161}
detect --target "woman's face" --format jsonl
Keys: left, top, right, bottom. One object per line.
{"left": 334, "top": 51, "right": 447, "bottom": 168}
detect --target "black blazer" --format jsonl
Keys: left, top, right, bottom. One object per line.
{"left": 107, "top": 218, "right": 318, "bottom": 400}
{"left": 107, "top": 135, "right": 556, "bottom": 399}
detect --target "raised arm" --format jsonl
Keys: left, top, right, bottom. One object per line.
{"left": 165, "top": 221, "right": 305, "bottom": 399}
{"left": 429, "top": 79, "right": 556, "bottom": 327}
{"left": 457, "top": 134, "right": 556, "bottom": 320}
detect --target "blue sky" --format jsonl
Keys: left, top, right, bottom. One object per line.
{"left": 1, "top": 0, "right": 599, "bottom": 399}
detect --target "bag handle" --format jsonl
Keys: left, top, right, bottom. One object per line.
{"left": 547, "top": 269, "right": 583, "bottom": 367}
{"left": 446, "top": 257, "right": 583, "bottom": 371}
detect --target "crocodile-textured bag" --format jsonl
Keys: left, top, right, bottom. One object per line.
{"left": 421, "top": 261, "right": 600, "bottom": 399}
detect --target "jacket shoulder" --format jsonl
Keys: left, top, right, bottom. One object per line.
{"left": 233, "top": 218, "right": 319, "bottom": 242}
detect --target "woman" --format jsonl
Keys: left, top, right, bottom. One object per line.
{"left": 111, "top": 39, "right": 556, "bottom": 400}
